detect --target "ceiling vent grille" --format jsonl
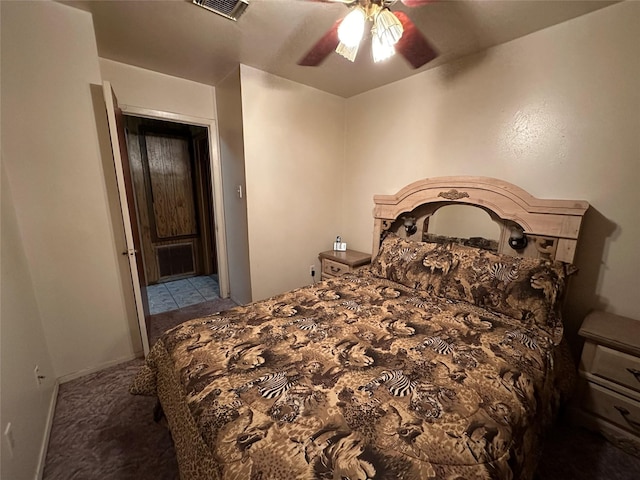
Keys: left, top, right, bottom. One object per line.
{"left": 193, "top": 0, "right": 249, "bottom": 21}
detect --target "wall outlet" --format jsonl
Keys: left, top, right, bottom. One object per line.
{"left": 4, "top": 423, "right": 14, "bottom": 458}
{"left": 309, "top": 265, "right": 316, "bottom": 276}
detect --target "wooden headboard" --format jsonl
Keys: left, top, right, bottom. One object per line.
{"left": 373, "top": 176, "right": 589, "bottom": 263}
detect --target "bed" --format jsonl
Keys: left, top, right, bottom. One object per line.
{"left": 131, "top": 176, "right": 589, "bottom": 480}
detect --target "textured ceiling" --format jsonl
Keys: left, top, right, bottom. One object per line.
{"left": 65, "top": 0, "right": 617, "bottom": 98}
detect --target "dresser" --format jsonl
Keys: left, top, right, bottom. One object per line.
{"left": 576, "top": 310, "right": 640, "bottom": 457}
{"left": 318, "top": 249, "right": 371, "bottom": 281}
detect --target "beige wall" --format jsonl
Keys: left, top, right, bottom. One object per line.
{"left": 240, "top": 65, "right": 345, "bottom": 301}
{"left": 1, "top": 165, "right": 56, "bottom": 480}
{"left": 342, "top": 2, "right": 640, "bottom": 344}
{"left": 99, "top": 58, "right": 216, "bottom": 119}
{"left": 2, "top": 1, "right": 138, "bottom": 378}
{"left": 216, "top": 67, "right": 252, "bottom": 304}
{"left": 1, "top": 2, "right": 140, "bottom": 477}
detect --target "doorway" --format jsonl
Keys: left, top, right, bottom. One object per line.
{"left": 123, "top": 115, "right": 220, "bottom": 314}
{"left": 102, "top": 82, "right": 230, "bottom": 356}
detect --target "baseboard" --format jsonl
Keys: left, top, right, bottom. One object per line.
{"left": 57, "top": 353, "right": 141, "bottom": 385}
{"left": 229, "top": 294, "right": 245, "bottom": 306}
{"left": 33, "top": 353, "right": 144, "bottom": 479}
{"left": 34, "top": 380, "right": 59, "bottom": 480}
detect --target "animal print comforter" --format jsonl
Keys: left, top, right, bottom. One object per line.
{"left": 131, "top": 270, "right": 574, "bottom": 480}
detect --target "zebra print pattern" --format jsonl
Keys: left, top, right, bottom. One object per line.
{"left": 342, "top": 300, "right": 361, "bottom": 311}
{"left": 236, "top": 372, "right": 293, "bottom": 399}
{"left": 204, "top": 318, "right": 230, "bottom": 331}
{"left": 490, "top": 262, "right": 519, "bottom": 283}
{"left": 257, "top": 372, "right": 294, "bottom": 399}
{"left": 396, "top": 247, "right": 417, "bottom": 263}
{"left": 286, "top": 317, "right": 317, "bottom": 331}
{"left": 359, "top": 370, "right": 416, "bottom": 397}
{"left": 422, "top": 336, "right": 455, "bottom": 355}
{"left": 406, "top": 297, "right": 428, "bottom": 308}
{"left": 504, "top": 330, "right": 538, "bottom": 350}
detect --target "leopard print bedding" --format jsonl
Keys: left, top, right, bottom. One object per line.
{"left": 130, "top": 270, "right": 574, "bottom": 480}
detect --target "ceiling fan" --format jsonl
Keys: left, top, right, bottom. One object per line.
{"left": 298, "top": 0, "right": 438, "bottom": 68}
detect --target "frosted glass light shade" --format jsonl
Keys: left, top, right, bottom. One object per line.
{"left": 372, "top": 30, "right": 395, "bottom": 62}
{"left": 337, "top": 7, "right": 366, "bottom": 48}
{"left": 336, "top": 41, "right": 359, "bottom": 62}
{"left": 375, "top": 9, "right": 403, "bottom": 46}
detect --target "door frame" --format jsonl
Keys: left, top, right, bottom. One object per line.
{"left": 120, "top": 105, "right": 230, "bottom": 301}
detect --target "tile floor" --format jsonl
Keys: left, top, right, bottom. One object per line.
{"left": 147, "top": 275, "right": 220, "bottom": 315}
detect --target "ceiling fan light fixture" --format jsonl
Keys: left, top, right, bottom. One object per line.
{"left": 337, "top": 6, "right": 366, "bottom": 48}
{"left": 372, "top": 30, "right": 395, "bottom": 62}
{"left": 375, "top": 8, "right": 403, "bottom": 46}
{"left": 336, "top": 41, "right": 359, "bottom": 62}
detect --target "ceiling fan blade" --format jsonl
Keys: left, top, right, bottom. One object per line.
{"left": 298, "top": 19, "right": 342, "bottom": 66}
{"left": 393, "top": 11, "right": 438, "bottom": 69}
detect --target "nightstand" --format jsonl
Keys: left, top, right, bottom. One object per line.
{"left": 318, "top": 249, "right": 371, "bottom": 281}
{"left": 576, "top": 310, "right": 640, "bottom": 457}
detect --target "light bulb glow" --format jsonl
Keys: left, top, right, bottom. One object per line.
{"left": 372, "top": 30, "right": 395, "bottom": 62}
{"left": 337, "top": 7, "right": 366, "bottom": 48}
{"left": 375, "top": 9, "right": 403, "bottom": 46}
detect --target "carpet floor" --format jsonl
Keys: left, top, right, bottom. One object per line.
{"left": 43, "top": 299, "right": 640, "bottom": 479}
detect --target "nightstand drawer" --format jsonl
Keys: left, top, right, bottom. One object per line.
{"left": 576, "top": 311, "right": 640, "bottom": 457}
{"left": 582, "top": 382, "right": 640, "bottom": 435}
{"left": 318, "top": 249, "right": 372, "bottom": 281}
{"left": 584, "top": 343, "right": 640, "bottom": 393}
{"left": 322, "top": 259, "right": 350, "bottom": 277}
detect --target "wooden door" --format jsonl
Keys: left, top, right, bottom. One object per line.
{"left": 134, "top": 125, "right": 203, "bottom": 282}
{"left": 146, "top": 128, "right": 199, "bottom": 280}
{"left": 142, "top": 129, "right": 199, "bottom": 240}
{"left": 103, "top": 81, "right": 150, "bottom": 355}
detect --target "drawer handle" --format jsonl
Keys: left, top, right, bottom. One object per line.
{"left": 627, "top": 368, "right": 640, "bottom": 383}
{"left": 614, "top": 406, "right": 640, "bottom": 432}
{"left": 330, "top": 266, "right": 341, "bottom": 273}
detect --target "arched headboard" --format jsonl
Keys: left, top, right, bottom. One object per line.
{"left": 373, "top": 176, "right": 589, "bottom": 263}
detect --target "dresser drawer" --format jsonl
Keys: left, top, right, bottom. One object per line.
{"left": 322, "top": 258, "right": 350, "bottom": 277}
{"left": 582, "top": 382, "right": 640, "bottom": 435}
{"left": 582, "top": 342, "right": 640, "bottom": 393}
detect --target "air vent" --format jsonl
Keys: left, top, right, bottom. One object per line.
{"left": 193, "top": 0, "right": 249, "bottom": 21}
{"left": 157, "top": 243, "right": 196, "bottom": 279}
